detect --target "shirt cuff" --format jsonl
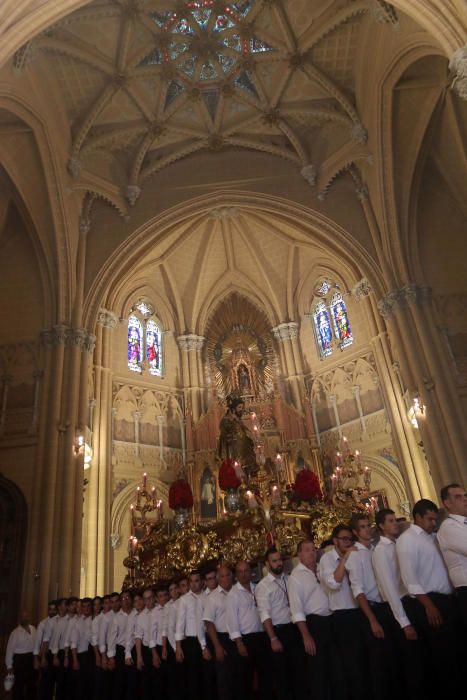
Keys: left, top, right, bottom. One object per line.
{"left": 174, "top": 633, "right": 184, "bottom": 642}
{"left": 291, "top": 612, "right": 306, "bottom": 623}
{"left": 107, "top": 650, "right": 115, "bottom": 658}
{"left": 324, "top": 578, "right": 341, "bottom": 591}
{"left": 351, "top": 586, "right": 365, "bottom": 599}
{"left": 202, "top": 615, "right": 215, "bottom": 624}
{"left": 396, "top": 614, "right": 412, "bottom": 629}
{"left": 99, "top": 645, "right": 106, "bottom": 654}
{"left": 229, "top": 631, "right": 241, "bottom": 640}
{"left": 149, "top": 641, "right": 156, "bottom": 649}
{"left": 408, "top": 584, "right": 426, "bottom": 596}
{"left": 258, "top": 611, "right": 271, "bottom": 624}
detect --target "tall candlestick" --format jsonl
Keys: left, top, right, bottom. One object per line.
{"left": 136, "top": 486, "right": 141, "bottom": 508}
{"left": 143, "top": 472, "right": 147, "bottom": 489}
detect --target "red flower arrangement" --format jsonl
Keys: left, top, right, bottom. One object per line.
{"left": 218, "top": 459, "right": 242, "bottom": 491}
{"left": 292, "top": 469, "right": 323, "bottom": 502}
{"left": 169, "top": 479, "right": 194, "bottom": 510}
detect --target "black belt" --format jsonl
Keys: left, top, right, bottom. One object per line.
{"left": 274, "top": 622, "right": 293, "bottom": 629}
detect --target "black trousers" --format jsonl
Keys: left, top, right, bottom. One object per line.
{"left": 215, "top": 632, "right": 238, "bottom": 700}
{"left": 38, "top": 651, "right": 54, "bottom": 700}
{"left": 457, "top": 586, "right": 467, "bottom": 629}
{"left": 237, "top": 631, "right": 272, "bottom": 700}
{"left": 126, "top": 646, "right": 141, "bottom": 700}
{"left": 12, "top": 652, "right": 35, "bottom": 700}
{"left": 166, "top": 644, "right": 182, "bottom": 700}
{"left": 141, "top": 644, "right": 156, "bottom": 700}
{"left": 203, "top": 636, "right": 217, "bottom": 700}
{"left": 304, "top": 613, "right": 342, "bottom": 700}
{"left": 332, "top": 609, "right": 367, "bottom": 700}
{"left": 73, "top": 648, "right": 95, "bottom": 700}
{"left": 271, "top": 623, "right": 306, "bottom": 700}
{"left": 181, "top": 636, "right": 203, "bottom": 699}
{"left": 358, "top": 602, "right": 403, "bottom": 700}
{"left": 403, "top": 592, "right": 460, "bottom": 700}
{"left": 109, "top": 644, "right": 127, "bottom": 700}
{"left": 155, "top": 644, "right": 168, "bottom": 700}
{"left": 54, "top": 649, "right": 68, "bottom": 700}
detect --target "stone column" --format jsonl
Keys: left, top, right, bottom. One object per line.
{"left": 177, "top": 334, "right": 205, "bottom": 423}
{"left": 352, "top": 384, "right": 367, "bottom": 436}
{"left": 29, "top": 370, "right": 43, "bottom": 434}
{"left": 271, "top": 322, "right": 303, "bottom": 411}
{"left": 85, "top": 309, "right": 118, "bottom": 596}
{"left": 378, "top": 285, "right": 466, "bottom": 492}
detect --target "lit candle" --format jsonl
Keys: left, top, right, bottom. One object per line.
{"left": 152, "top": 486, "right": 156, "bottom": 507}
{"left": 336, "top": 451, "right": 342, "bottom": 466}
{"left": 136, "top": 486, "right": 141, "bottom": 507}
{"left": 132, "top": 537, "right": 138, "bottom": 553}
{"left": 355, "top": 450, "right": 361, "bottom": 465}
{"left": 128, "top": 536, "right": 132, "bottom": 554}
{"left": 158, "top": 500, "right": 163, "bottom": 519}
{"left": 331, "top": 473, "right": 337, "bottom": 492}
{"left": 246, "top": 490, "right": 258, "bottom": 509}
{"left": 271, "top": 485, "right": 281, "bottom": 505}
{"left": 143, "top": 472, "right": 147, "bottom": 489}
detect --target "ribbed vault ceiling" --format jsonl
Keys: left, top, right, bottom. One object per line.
{"left": 19, "top": 0, "right": 400, "bottom": 206}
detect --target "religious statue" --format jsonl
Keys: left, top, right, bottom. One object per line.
{"left": 200, "top": 468, "right": 217, "bottom": 519}
{"left": 218, "top": 396, "right": 258, "bottom": 475}
{"left": 237, "top": 364, "right": 251, "bottom": 394}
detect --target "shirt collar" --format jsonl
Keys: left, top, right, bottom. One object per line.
{"left": 448, "top": 514, "right": 466, "bottom": 524}
{"left": 379, "top": 535, "right": 395, "bottom": 545}
{"left": 411, "top": 524, "right": 425, "bottom": 535}
{"left": 296, "top": 562, "right": 313, "bottom": 573}
{"left": 355, "top": 541, "right": 373, "bottom": 551}
{"left": 236, "top": 581, "right": 255, "bottom": 593}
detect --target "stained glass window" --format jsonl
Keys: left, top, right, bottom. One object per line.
{"left": 146, "top": 319, "right": 162, "bottom": 376}
{"left": 313, "top": 301, "right": 333, "bottom": 359}
{"left": 128, "top": 315, "right": 143, "bottom": 372}
{"left": 330, "top": 293, "right": 353, "bottom": 349}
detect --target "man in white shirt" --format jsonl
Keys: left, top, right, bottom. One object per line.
{"left": 70, "top": 597, "right": 93, "bottom": 700}
{"left": 5, "top": 609, "right": 36, "bottom": 699}
{"left": 346, "top": 513, "right": 397, "bottom": 700}
{"left": 373, "top": 509, "right": 422, "bottom": 700}
{"left": 107, "top": 590, "right": 133, "bottom": 700}
{"left": 396, "top": 498, "right": 460, "bottom": 697}
{"left": 99, "top": 592, "right": 120, "bottom": 698}
{"left": 162, "top": 577, "right": 187, "bottom": 700}
{"left": 135, "top": 587, "right": 158, "bottom": 700}
{"left": 175, "top": 570, "right": 211, "bottom": 698}
{"left": 33, "top": 599, "right": 57, "bottom": 700}
{"left": 49, "top": 597, "right": 70, "bottom": 700}
{"left": 255, "top": 547, "right": 306, "bottom": 700}
{"left": 203, "top": 565, "right": 236, "bottom": 700}
{"left": 288, "top": 539, "right": 334, "bottom": 700}
{"left": 226, "top": 560, "right": 272, "bottom": 700}
{"left": 124, "top": 591, "right": 144, "bottom": 700}
{"left": 91, "top": 594, "right": 108, "bottom": 699}
{"left": 153, "top": 584, "right": 169, "bottom": 699}
{"left": 437, "top": 483, "right": 467, "bottom": 627}
{"left": 202, "top": 566, "right": 218, "bottom": 700}
{"left": 318, "top": 524, "right": 366, "bottom": 699}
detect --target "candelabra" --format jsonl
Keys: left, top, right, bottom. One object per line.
{"left": 125, "top": 473, "right": 164, "bottom": 580}
{"left": 330, "top": 436, "right": 372, "bottom": 510}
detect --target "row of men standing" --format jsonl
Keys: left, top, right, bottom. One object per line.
{"left": 5, "top": 482, "right": 466, "bottom": 699}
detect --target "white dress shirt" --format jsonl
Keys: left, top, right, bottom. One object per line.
{"left": 50, "top": 615, "right": 70, "bottom": 654}
{"left": 202, "top": 586, "right": 230, "bottom": 633}
{"left": 70, "top": 616, "right": 92, "bottom": 654}
{"left": 125, "top": 609, "right": 139, "bottom": 659}
{"left": 226, "top": 582, "right": 262, "bottom": 640}
{"left": 175, "top": 591, "right": 207, "bottom": 648}
{"left": 33, "top": 616, "right": 56, "bottom": 656}
{"left": 437, "top": 515, "right": 467, "bottom": 588}
{"left": 98, "top": 610, "right": 115, "bottom": 654}
{"left": 255, "top": 573, "right": 292, "bottom": 625}
{"left": 152, "top": 605, "right": 166, "bottom": 647}
{"left": 91, "top": 612, "right": 103, "bottom": 648}
{"left": 135, "top": 607, "right": 157, "bottom": 649}
{"left": 345, "top": 541, "right": 382, "bottom": 603}
{"left": 288, "top": 563, "right": 331, "bottom": 622}
{"left": 372, "top": 536, "right": 411, "bottom": 628}
{"left": 318, "top": 549, "right": 357, "bottom": 611}
{"left": 107, "top": 610, "right": 129, "bottom": 658}
{"left": 5, "top": 625, "right": 36, "bottom": 669}
{"left": 162, "top": 598, "right": 179, "bottom": 651}
{"left": 396, "top": 524, "right": 453, "bottom": 596}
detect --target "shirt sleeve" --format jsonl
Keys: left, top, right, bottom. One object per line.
{"left": 318, "top": 554, "right": 342, "bottom": 591}
{"left": 125, "top": 616, "right": 135, "bottom": 659}
{"left": 226, "top": 592, "right": 241, "bottom": 641}
{"left": 438, "top": 521, "right": 467, "bottom": 557}
{"left": 106, "top": 616, "right": 118, "bottom": 658}
{"left": 5, "top": 630, "right": 17, "bottom": 670}
{"left": 91, "top": 616, "right": 100, "bottom": 647}
{"left": 49, "top": 620, "right": 61, "bottom": 655}
{"left": 196, "top": 599, "right": 207, "bottom": 649}
{"left": 70, "top": 620, "right": 80, "bottom": 651}
{"left": 288, "top": 575, "right": 306, "bottom": 623}
{"left": 98, "top": 616, "right": 109, "bottom": 654}
{"left": 175, "top": 598, "right": 186, "bottom": 642}
{"left": 64, "top": 619, "right": 74, "bottom": 649}
{"left": 134, "top": 614, "right": 145, "bottom": 641}
{"left": 149, "top": 611, "right": 157, "bottom": 649}
{"left": 43, "top": 619, "right": 54, "bottom": 644}
{"left": 202, "top": 596, "right": 215, "bottom": 624}
{"left": 345, "top": 552, "right": 366, "bottom": 599}
{"left": 372, "top": 546, "right": 411, "bottom": 629}
{"left": 33, "top": 620, "right": 45, "bottom": 656}
{"left": 254, "top": 581, "right": 272, "bottom": 624}
{"left": 396, "top": 537, "right": 425, "bottom": 596}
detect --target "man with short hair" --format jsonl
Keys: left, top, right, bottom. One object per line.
{"left": 125, "top": 591, "right": 144, "bottom": 700}
{"left": 175, "top": 571, "right": 211, "bottom": 698}
{"left": 70, "top": 597, "right": 93, "bottom": 700}
{"left": 372, "top": 509, "right": 422, "bottom": 699}
{"left": 162, "top": 578, "right": 186, "bottom": 700}
{"left": 33, "top": 600, "right": 57, "bottom": 700}
{"left": 5, "top": 610, "right": 36, "bottom": 700}
{"left": 288, "top": 539, "right": 334, "bottom": 700}
{"left": 255, "top": 547, "right": 306, "bottom": 700}
{"left": 346, "top": 513, "right": 397, "bottom": 700}
{"left": 107, "top": 590, "right": 133, "bottom": 700}
{"left": 135, "top": 587, "right": 158, "bottom": 700}
{"left": 396, "top": 498, "right": 460, "bottom": 697}
{"left": 153, "top": 584, "right": 169, "bottom": 699}
{"left": 226, "top": 560, "right": 272, "bottom": 700}
{"left": 437, "top": 483, "right": 467, "bottom": 627}
{"left": 203, "top": 565, "right": 236, "bottom": 700}
{"left": 202, "top": 566, "right": 218, "bottom": 700}
{"left": 49, "top": 598, "right": 70, "bottom": 700}
{"left": 91, "top": 594, "right": 109, "bottom": 700}
{"left": 99, "top": 592, "right": 120, "bottom": 698}
{"left": 318, "top": 524, "right": 366, "bottom": 699}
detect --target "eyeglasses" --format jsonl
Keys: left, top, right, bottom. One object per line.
{"left": 336, "top": 536, "right": 353, "bottom": 542}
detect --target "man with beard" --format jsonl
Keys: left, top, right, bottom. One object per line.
{"left": 255, "top": 547, "right": 306, "bottom": 700}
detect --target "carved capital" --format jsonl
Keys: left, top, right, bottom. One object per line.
{"left": 403, "top": 284, "right": 431, "bottom": 306}
{"left": 110, "top": 533, "right": 121, "bottom": 549}
{"left": 97, "top": 309, "right": 119, "bottom": 329}
{"left": 449, "top": 46, "right": 467, "bottom": 100}
{"left": 300, "top": 164, "right": 317, "bottom": 187}
{"left": 377, "top": 289, "right": 405, "bottom": 318}
{"left": 83, "top": 332, "right": 96, "bottom": 354}
{"left": 177, "top": 334, "right": 205, "bottom": 352}
{"left": 41, "top": 324, "right": 70, "bottom": 348}
{"left": 126, "top": 185, "right": 141, "bottom": 206}
{"left": 67, "top": 328, "right": 87, "bottom": 349}
{"left": 351, "top": 278, "right": 372, "bottom": 301}
{"left": 271, "top": 322, "right": 299, "bottom": 341}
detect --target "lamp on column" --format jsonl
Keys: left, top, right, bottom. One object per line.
{"left": 407, "top": 395, "right": 426, "bottom": 429}
{"left": 74, "top": 430, "right": 93, "bottom": 469}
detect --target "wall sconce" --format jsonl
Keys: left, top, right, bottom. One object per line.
{"left": 407, "top": 396, "right": 426, "bottom": 429}
{"left": 74, "top": 432, "right": 93, "bottom": 469}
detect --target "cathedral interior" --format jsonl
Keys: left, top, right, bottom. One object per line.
{"left": 0, "top": 0, "right": 466, "bottom": 648}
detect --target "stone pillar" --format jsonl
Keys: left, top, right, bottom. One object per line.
{"left": 352, "top": 385, "right": 367, "bottom": 436}
{"left": 328, "top": 394, "right": 342, "bottom": 438}
{"left": 378, "top": 284, "right": 465, "bottom": 494}
{"left": 85, "top": 309, "right": 118, "bottom": 596}
{"left": 29, "top": 370, "right": 43, "bottom": 434}
{"left": 271, "top": 322, "right": 303, "bottom": 411}
{"left": 177, "top": 334, "right": 205, "bottom": 423}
